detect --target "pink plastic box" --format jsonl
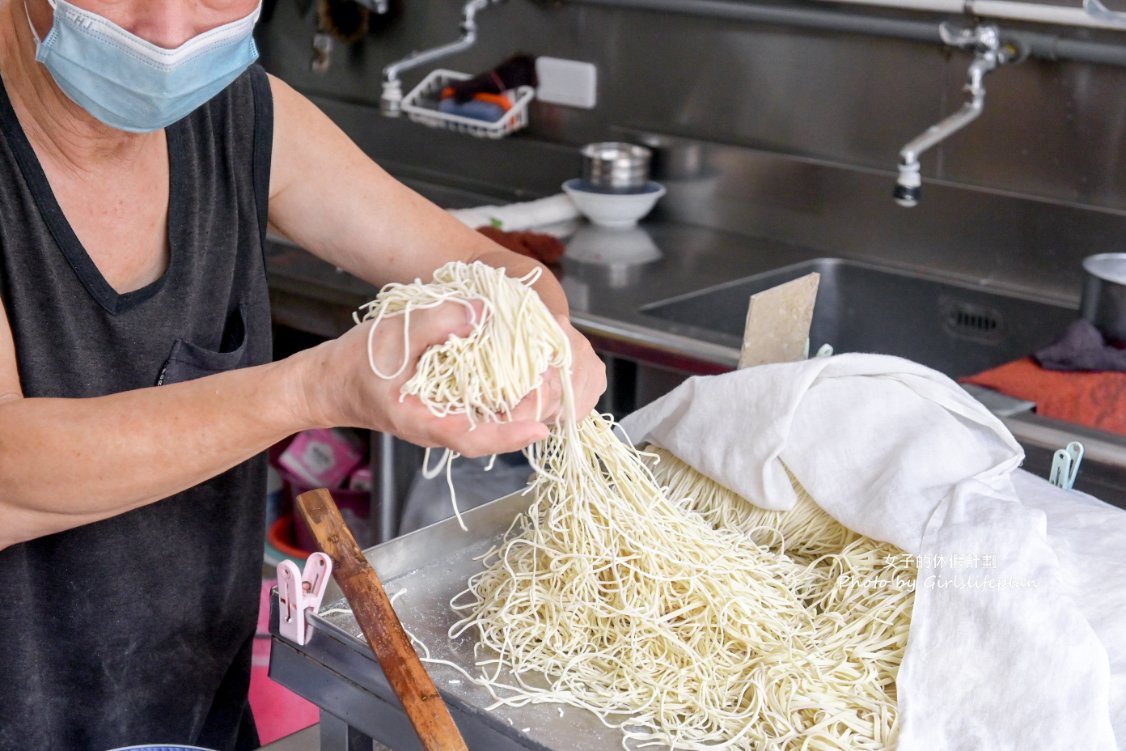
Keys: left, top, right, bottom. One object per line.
{"left": 277, "top": 428, "right": 365, "bottom": 489}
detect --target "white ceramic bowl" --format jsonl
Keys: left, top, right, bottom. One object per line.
{"left": 562, "top": 179, "right": 666, "bottom": 228}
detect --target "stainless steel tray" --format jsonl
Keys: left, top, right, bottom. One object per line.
{"left": 269, "top": 488, "right": 640, "bottom": 751}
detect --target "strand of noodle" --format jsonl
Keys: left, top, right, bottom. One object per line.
{"left": 420, "top": 447, "right": 449, "bottom": 480}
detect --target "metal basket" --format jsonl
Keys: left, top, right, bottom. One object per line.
{"left": 400, "top": 69, "right": 533, "bottom": 139}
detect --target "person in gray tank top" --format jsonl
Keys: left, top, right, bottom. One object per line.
{"left": 0, "top": 2, "right": 607, "bottom": 749}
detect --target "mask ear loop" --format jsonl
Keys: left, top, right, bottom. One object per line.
{"left": 22, "top": 0, "right": 54, "bottom": 47}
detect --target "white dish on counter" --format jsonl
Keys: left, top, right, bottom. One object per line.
{"left": 562, "top": 178, "right": 665, "bottom": 228}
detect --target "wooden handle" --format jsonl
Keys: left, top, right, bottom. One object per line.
{"left": 296, "top": 488, "right": 469, "bottom": 751}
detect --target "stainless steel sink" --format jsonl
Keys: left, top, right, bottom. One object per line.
{"left": 638, "top": 257, "right": 1078, "bottom": 379}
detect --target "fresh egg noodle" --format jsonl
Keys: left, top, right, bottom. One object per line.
{"left": 355, "top": 260, "right": 571, "bottom": 429}
{"left": 359, "top": 261, "right": 916, "bottom": 750}
{"left": 646, "top": 446, "right": 863, "bottom": 564}
{"left": 356, "top": 260, "right": 573, "bottom": 528}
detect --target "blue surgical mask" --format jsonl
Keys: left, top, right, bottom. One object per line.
{"left": 27, "top": 0, "right": 261, "bottom": 133}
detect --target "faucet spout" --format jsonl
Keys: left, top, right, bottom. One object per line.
{"left": 894, "top": 24, "right": 1010, "bottom": 208}
{"left": 894, "top": 95, "right": 984, "bottom": 207}
{"left": 381, "top": 0, "right": 498, "bottom": 117}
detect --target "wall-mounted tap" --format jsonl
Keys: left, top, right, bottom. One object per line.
{"left": 380, "top": 0, "right": 502, "bottom": 117}
{"left": 894, "top": 23, "right": 1016, "bottom": 208}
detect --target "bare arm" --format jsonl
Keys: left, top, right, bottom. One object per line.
{"left": 0, "top": 295, "right": 545, "bottom": 549}
{"left": 265, "top": 75, "right": 605, "bottom": 411}
{"left": 266, "top": 76, "right": 559, "bottom": 301}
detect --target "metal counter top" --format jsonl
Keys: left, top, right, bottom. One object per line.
{"left": 264, "top": 188, "right": 1126, "bottom": 502}
{"left": 266, "top": 219, "right": 830, "bottom": 373}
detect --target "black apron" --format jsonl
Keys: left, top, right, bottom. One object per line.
{"left": 0, "top": 65, "right": 274, "bottom": 751}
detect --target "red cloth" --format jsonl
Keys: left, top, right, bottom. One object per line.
{"left": 962, "top": 357, "right": 1126, "bottom": 437}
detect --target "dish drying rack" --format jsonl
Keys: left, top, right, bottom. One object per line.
{"left": 400, "top": 69, "right": 534, "bottom": 139}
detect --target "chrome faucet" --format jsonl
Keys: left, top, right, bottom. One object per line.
{"left": 380, "top": 0, "right": 502, "bottom": 117}
{"left": 894, "top": 23, "right": 1014, "bottom": 208}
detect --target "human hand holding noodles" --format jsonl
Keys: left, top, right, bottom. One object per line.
{"left": 293, "top": 297, "right": 551, "bottom": 457}
{"left": 348, "top": 262, "right": 603, "bottom": 449}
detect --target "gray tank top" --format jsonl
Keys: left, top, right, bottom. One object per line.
{"left": 0, "top": 66, "right": 274, "bottom": 750}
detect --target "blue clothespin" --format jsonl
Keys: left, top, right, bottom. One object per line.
{"left": 1049, "top": 441, "right": 1084, "bottom": 491}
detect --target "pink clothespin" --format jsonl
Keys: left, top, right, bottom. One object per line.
{"left": 277, "top": 553, "right": 333, "bottom": 646}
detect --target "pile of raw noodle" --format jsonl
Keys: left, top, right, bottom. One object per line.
{"left": 360, "top": 261, "right": 917, "bottom": 750}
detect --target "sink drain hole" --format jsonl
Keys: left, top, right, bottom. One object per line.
{"left": 942, "top": 299, "right": 1003, "bottom": 342}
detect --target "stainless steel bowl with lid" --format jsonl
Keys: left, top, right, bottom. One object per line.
{"left": 580, "top": 142, "right": 652, "bottom": 193}
{"left": 1080, "top": 253, "right": 1126, "bottom": 343}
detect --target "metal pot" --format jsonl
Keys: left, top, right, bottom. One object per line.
{"left": 1079, "top": 253, "right": 1126, "bottom": 343}
{"left": 580, "top": 142, "right": 651, "bottom": 193}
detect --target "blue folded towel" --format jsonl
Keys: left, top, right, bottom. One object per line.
{"left": 438, "top": 98, "right": 504, "bottom": 122}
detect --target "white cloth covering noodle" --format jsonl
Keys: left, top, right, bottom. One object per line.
{"left": 357, "top": 261, "right": 916, "bottom": 749}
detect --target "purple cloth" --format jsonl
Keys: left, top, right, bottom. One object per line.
{"left": 1034, "top": 318, "right": 1126, "bottom": 373}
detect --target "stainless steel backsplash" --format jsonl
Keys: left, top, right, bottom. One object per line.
{"left": 256, "top": 0, "right": 1126, "bottom": 301}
